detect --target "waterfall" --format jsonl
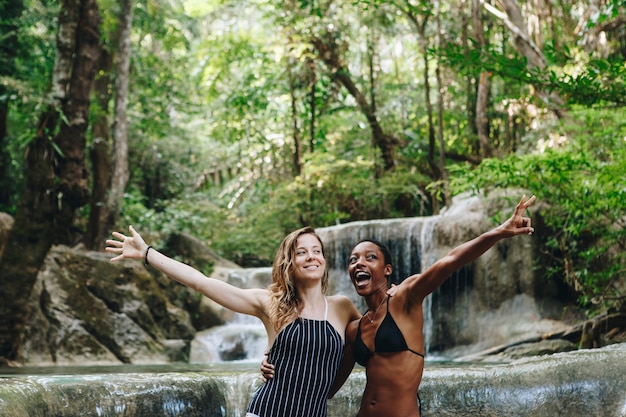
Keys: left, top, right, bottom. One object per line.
{"left": 190, "top": 313, "right": 267, "bottom": 363}
{"left": 193, "top": 193, "right": 561, "bottom": 360}
{"left": 194, "top": 194, "right": 546, "bottom": 360}
{"left": 192, "top": 217, "right": 443, "bottom": 362}
{"left": 317, "top": 218, "right": 424, "bottom": 307}
{"left": 420, "top": 219, "right": 437, "bottom": 356}
{"left": 191, "top": 268, "right": 272, "bottom": 364}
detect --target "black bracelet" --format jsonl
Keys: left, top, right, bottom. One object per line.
{"left": 144, "top": 245, "right": 153, "bottom": 267}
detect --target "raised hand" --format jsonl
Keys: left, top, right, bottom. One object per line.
{"left": 497, "top": 194, "right": 536, "bottom": 237}
{"left": 105, "top": 225, "right": 148, "bottom": 262}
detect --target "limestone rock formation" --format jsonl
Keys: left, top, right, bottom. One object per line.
{"left": 20, "top": 239, "right": 234, "bottom": 366}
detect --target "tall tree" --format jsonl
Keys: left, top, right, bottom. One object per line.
{"left": 107, "top": 0, "right": 132, "bottom": 231}
{"left": 472, "top": 0, "right": 493, "bottom": 158}
{"left": 0, "top": 0, "right": 101, "bottom": 365}
{"left": 434, "top": 0, "right": 452, "bottom": 209}
{"left": 286, "top": 53, "right": 303, "bottom": 176}
{"left": 311, "top": 33, "right": 398, "bottom": 172}
{"left": 399, "top": 1, "right": 444, "bottom": 205}
{"left": 85, "top": 49, "right": 113, "bottom": 250}
{"left": 306, "top": 57, "right": 317, "bottom": 154}
{"left": 0, "top": 0, "right": 25, "bottom": 211}
{"left": 85, "top": 0, "right": 132, "bottom": 250}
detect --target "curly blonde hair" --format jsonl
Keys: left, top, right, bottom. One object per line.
{"left": 268, "top": 226, "right": 329, "bottom": 332}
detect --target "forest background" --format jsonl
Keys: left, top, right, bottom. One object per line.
{"left": 0, "top": 0, "right": 624, "bottom": 365}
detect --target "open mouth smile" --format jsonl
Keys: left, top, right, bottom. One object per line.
{"left": 353, "top": 271, "right": 371, "bottom": 288}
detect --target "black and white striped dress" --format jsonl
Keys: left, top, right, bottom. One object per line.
{"left": 246, "top": 298, "right": 343, "bottom": 417}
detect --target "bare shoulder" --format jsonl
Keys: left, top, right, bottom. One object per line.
{"left": 327, "top": 294, "right": 356, "bottom": 309}
{"left": 327, "top": 293, "right": 352, "bottom": 303}
{"left": 327, "top": 294, "right": 360, "bottom": 320}
{"left": 394, "top": 273, "right": 429, "bottom": 304}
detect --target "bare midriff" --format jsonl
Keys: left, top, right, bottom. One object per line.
{"left": 357, "top": 351, "right": 425, "bottom": 417}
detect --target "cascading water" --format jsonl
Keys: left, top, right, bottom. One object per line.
{"left": 420, "top": 219, "right": 437, "bottom": 356}
{"left": 190, "top": 268, "right": 272, "bottom": 364}
{"left": 191, "top": 216, "right": 440, "bottom": 362}
{"left": 190, "top": 313, "right": 268, "bottom": 363}
{"left": 316, "top": 217, "right": 437, "bottom": 356}
{"left": 2, "top": 344, "right": 626, "bottom": 416}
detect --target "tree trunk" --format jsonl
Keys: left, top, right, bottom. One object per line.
{"left": 287, "top": 54, "right": 302, "bottom": 176}
{"left": 403, "top": 4, "right": 441, "bottom": 208}
{"left": 85, "top": 49, "right": 113, "bottom": 250}
{"left": 0, "top": 0, "right": 101, "bottom": 365}
{"left": 0, "top": 0, "right": 24, "bottom": 210}
{"left": 434, "top": 0, "right": 452, "bottom": 210}
{"left": 311, "top": 36, "right": 396, "bottom": 172}
{"left": 0, "top": 94, "right": 10, "bottom": 208}
{"left": 307, "top": 57, "right": 317, "bottom": 153}
{"left": 461, "top": 2, "right": 477, "bottom": 142}
{"left": 105, "top": 0, "right": 132, "bottom": 233}
{"left": 473, "top": 0, "right": 493, "bottom": 158}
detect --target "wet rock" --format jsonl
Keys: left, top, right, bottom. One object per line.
{"left": 417, "top": 343, "right": 626, "bottom": 417}
{"left": 0, "top": 371, "right": 230, "bottom": 417}
{"left": 21, "top": 245, "right": 224, "bottom": 365}
{"left": 1, "top": 343, "right": 625, "bottom": 417}
{"left": 581, "top": 312, "right": 626, "bottom": 349}
{"left": 500, "top": 338, "right": 578, "bottom": 359}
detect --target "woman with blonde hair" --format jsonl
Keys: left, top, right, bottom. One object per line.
{"left": 106, "top": 225, "right": 360, "bottom": 417}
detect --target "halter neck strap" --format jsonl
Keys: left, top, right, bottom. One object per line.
{"left": 324, "top": 297, "right": 328, "bottom": 321}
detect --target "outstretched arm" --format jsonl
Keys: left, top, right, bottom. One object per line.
{"left": 106, "top": 225, "right": 268, "bottom": 318}
{"left": 405, "top": 194, "right": 536, "bottom": 299}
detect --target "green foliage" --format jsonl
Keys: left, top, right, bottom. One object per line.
{"left": 118, "top": 189, "right": 230, "bottom": 252}
{"left": 0, "top": 0, "right": 58, "bottom": 213}
{"left": 587, "top": 0, "right": 626, "bottom": 25}
{"left": 550, "top": 58, "right": 626, "bottom": 107}
{"left": 439, "top": 41, "right": 534, "bottom": 92}
{"left": 441, "top": 38, "right": 626, "bottom": 107}
{"left": 153, "top": 152, "right": 432, "bottom": 267}
{"left": 4, "top": 0, "right": 626, "bottom": 313}
{"left": 267, "top": 153, "right": 431, "bottom": 227}
{"left": 449, "top": 107, "right": 626, "bottom": 312}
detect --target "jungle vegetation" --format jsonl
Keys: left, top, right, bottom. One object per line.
{"left": 0, "top": 0, "right": 624, "bottom": 363}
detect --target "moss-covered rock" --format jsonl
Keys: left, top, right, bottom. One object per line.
{"left": 21, "top": 244, "right": 229, "bottom": 366}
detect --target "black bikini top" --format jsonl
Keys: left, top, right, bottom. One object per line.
{"left": 353, "top": 295, "right": 424, "bottom": 367}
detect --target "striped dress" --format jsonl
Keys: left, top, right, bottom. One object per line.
{"left": 246, "top": 298, "right": 343, "bottom": 417}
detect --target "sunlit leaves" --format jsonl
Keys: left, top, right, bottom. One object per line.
{"left": 448, "top": 107, "right": 626, "bottom": 311}
{"left": 550, "top": 58, "right": 626, "bottom": 106}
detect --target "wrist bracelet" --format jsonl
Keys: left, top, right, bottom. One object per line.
{"left": 144, "top": 245, "right": 153, "bottom": 267}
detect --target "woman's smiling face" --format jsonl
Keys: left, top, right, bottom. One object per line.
{"left": 292, "top": 233, "right": 326, "bottom": 282}
{"left": 348, "top": 241, "right": 391, "bottom": 294}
